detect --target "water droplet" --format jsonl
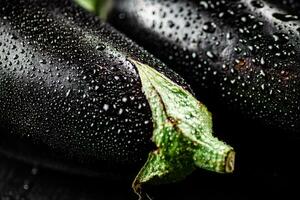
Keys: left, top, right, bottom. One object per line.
{"left": 206, "top": 51, "right": 217, "bottom": 60}
{"left": 96, "top": 43, "right": 106, "bottom": 51}
{"left": 273, "top": 13, "right": 298, "bottom": 22}
{"left": 203, "top": 22, "right": 216, "bottom": 33}
{"left": 39, "top": 59, "right": 46, "bottom": 64}
{"left": 122, "top": 97, "right": 128, "bottom": 102}
{"left": 66, "top": 89, "right": 71, "bottom": 97}
{"left": 103, "top": 104, "right": 109, "bottom": 111}
{"left": 251, "top": 0, "right": 264, "bottom": 8}
{"left": 260, "top": 57, "right": 265, "bottom": 65}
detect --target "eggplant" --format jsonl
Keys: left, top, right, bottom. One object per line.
{"left": 106, "top": 0, "right": 300, "bottom": 134}
{"left": 0, "top": 0, "right": 235, "bottom": 196}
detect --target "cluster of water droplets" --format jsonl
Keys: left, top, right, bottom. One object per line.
{"left": 0, "top": 0, "right": 183, "bottom": 165}
{"left": 111, "top": 0, "right": 300, "bottom": 131}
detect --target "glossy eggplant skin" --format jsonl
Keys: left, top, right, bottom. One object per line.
{"left": 108, "top": 0, "right": 300, "bottom": 134}
{"left": 0, "top": 0, "right": 188, "bottom": 175}
{"left": 271, "top": 0, "right": 300, "bottom": 15}
{"left": 271, "top": 0, "right": 300, "bottom": 28}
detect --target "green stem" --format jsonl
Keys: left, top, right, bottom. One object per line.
{"left": 129, "top": 58, "right": 235, "bottom": 196}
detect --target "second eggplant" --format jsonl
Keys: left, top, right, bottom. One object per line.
{"left": 106, "top": 0, "right": 300, "bottom": 134}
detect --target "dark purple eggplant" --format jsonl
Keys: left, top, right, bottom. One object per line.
{"left": 0, "top": 0, "right": 234, "bottom": 196}
{"left": 107, "top": 0, "right": 300, "bottom": 134}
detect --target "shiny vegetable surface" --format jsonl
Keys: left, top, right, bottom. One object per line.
{"left": 0, "top": 0, "right": 234, "bottom": 195}
{"left": 107, "top": 0, "right": 300, "bottom": 134}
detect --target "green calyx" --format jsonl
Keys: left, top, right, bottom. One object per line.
{"left": 129, "top": 58, "right": 235, "bottom": 196}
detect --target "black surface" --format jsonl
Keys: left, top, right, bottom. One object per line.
{"left": 0, "top": 155, "right": 133, "bottom": 200}
{"left": 0, "top": 111, "right": 299, "bottom": 200}
{"left": 0, "top": 155, "right": 295, "bottom": 200}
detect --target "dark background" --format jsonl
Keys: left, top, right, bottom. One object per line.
{"left": 0, "top": 111, "right": 299, "bottom": 200}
